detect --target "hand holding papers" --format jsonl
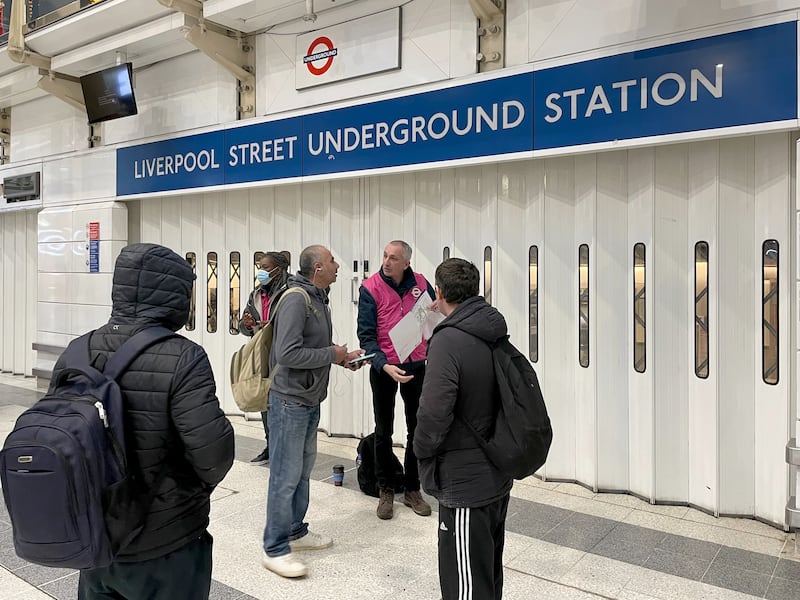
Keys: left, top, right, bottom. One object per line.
{"left": 388, "top": 293, "right": 445, "bottom": 362}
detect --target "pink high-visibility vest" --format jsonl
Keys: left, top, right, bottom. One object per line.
{"left": 362, "top": 271, "right": 430, "bottom": 364}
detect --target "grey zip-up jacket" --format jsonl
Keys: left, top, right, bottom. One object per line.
{"left": 268, "top": 274, "right": 338, "bottom": 406}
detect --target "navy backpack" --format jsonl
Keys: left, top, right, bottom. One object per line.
{"left": 0, "top": 327, "right": 174, "bottom": 569}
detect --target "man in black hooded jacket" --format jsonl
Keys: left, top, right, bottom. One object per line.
{"left": 414, "top": 258, "right": 513, "bottom": 600}
{"left": 50, "top": 243, "right": 235, "bottom": 600}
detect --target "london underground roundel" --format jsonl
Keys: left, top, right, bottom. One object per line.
{"left": 304, "top": 36, "right": 338, "bottom": 76}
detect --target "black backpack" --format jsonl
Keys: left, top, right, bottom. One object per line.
{"left": 0, "top": 327, "right": 174, "bottom": 569}
{"left": 356, "top": 433, "right": 405, "bottom": 497}
{"left": 458, "top": 335, "right": 552, "bottom": 480}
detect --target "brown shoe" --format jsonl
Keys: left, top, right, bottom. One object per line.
{"left": 377, "top": 488, "right": 394, "bottom": 520}
{"left": 402, "top": 490, "right": 432, "bottom": 516}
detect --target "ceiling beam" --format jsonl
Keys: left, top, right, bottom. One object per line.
{"left": 157, "top": 0, "right": 256, "bottom": 119}
{"left": 8, "top": 0, "right": 87, "bottom": 113}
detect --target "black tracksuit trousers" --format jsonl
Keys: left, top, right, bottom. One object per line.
{"left": 438, "top": 494, "right": 510, "bottom": 600}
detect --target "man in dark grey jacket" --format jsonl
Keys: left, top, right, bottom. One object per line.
{"left": 414, "top": 258, "right": 513, "bottom": 600}
{"left": 261, "top": 245, "right": 364, "bottom": 579}
{"left": 55, "top": 243, "right": 235, "bottom": 600}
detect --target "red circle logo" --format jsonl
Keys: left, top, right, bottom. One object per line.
{"left": 304, "top": 36, "right": 337, "bottom": 76}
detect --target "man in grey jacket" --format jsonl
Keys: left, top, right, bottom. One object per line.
{"left": 261, "top": 245, "right": 364, "bottom": 579}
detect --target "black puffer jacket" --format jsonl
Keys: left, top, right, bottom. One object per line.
{"left": 50, "top": 243, "right": 235, "bottom": 562}
{"left": 414, "top": 296, "right": 513, "bottom": 508}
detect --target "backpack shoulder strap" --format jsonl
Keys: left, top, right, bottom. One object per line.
{"left": 103, "top": 326, "right": 177, "bottom": 380}
{"left": 53, "top": 331, "right": 107, "bottom": 388}
{"left": 269, "top": 287, "right": 313, "bottom": 323}
{"left": 450, "top": 327, "right": 503, "bottom": 448}
{"left": 62, "top": 331, "right": 94, "bottom": 369}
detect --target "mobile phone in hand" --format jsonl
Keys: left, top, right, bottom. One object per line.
{"left": 348, "top": 352, "right": 376, "bottom": 365}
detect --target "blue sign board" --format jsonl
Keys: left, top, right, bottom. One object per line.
{"left": 116, "top": 22, "right": 798, "bottom": 196}
{"left": 303, "top": 74, "right": 533, "bottom": 176}
{"left": 117, "top": 131, "right": 224, "bottom": 195}
{"left": 225, "top": 117, "right": 303, "bottom": 185}
{"left": 88, "top": 240, "right": 99, "bottom": 273}
{"left": 534, "top": 22, "right": 798, "bottom": 150}
{"left": 117, "top": 73, "right": 533, "bottom": 195}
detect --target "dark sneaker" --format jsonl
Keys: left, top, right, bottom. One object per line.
{"left": 250, "top": 448, "right": 269, "bottom": 465}
{"left": 377, "top": 488, "right": 394, "bottom": 520}
{"left": 403, "top": 490, "right": 432, "bottom": 516}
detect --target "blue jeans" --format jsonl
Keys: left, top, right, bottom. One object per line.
{"left": 263, "top": 391, "right": 320, "bottom": 557}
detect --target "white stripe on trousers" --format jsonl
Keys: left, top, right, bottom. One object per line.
{"left": 455, "top": 507, "right": 473, "bottom": 600}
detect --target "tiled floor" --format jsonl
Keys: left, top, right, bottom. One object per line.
{"left": 0, "top": 372, "right": 798, "bottom": 599}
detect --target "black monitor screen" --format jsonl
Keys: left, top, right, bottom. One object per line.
{"left": 80, "top": 63, "right": 137, "bottom": 125}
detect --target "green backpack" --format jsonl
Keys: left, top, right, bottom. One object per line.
{"left": 229, "top": 287, "right": 311, "bottom": 412}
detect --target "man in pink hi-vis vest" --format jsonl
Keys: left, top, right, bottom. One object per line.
{"left": 357, "top": 240, "right": 436, "bottom": 520}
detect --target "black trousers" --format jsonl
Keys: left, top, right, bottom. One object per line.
{"left": 78, "top": 532, "right": 213, "bottom": 600}
{"left": 260, "top": 410, "right": 270, "bottom": 445}
{"left": 370, "top": 365, "right": 425, "bottom": 491}
{"left": 438, "top": 495, "right": 510, "bottom": 600}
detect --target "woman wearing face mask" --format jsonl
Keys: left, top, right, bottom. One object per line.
{"left": 239, "top": 251, "right": 290, "bottom": 465}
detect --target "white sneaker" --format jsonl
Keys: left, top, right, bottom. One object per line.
{"left": 261, "top": 552, "right": 308, "bottom": 578}
{"left": 289, "top": 531, "right": 333, "bottom": 551}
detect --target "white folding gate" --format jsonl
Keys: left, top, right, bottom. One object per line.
{"left": 130, "top": 183, "right": 365, "bottom": 436}
{"left": 129, "top": 131, "right": 794, "bottom": 525}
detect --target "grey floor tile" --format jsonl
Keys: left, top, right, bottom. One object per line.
{"left": 505, "top": 498, "right": 571, "bottom": 538}
{"left": 644, "top": 548, "right": 709, "bottom": 581}
{"left": 602, "top": 522, "right": 666, "bottom": 547}
{"left": 12, "top": 562, "right": 76, "bottom": 586}
{"left": 774, "top": 558, "right": 800, "bottom": 582}
{"left": 0, "top": 518, "right": 11, "bottom": 534}
{"left": 592, "top": 537, "right": 653, "bottom": 566}
{"left": 39, "top": 570, "right": 79, "bottom": 600}
{"left": 0, "top": 544, "right": 30, "bottom": 570}
{"left": 765, "top": 576, "right": 800, "bottom": 600}
{"left": 541, "top": 511, "right": 617, "bottom": 552}
{"left": 656, "top": 533, "right": 720, "bottom": 562}
{"left": 310, "top": 454, "right": 354, "bottom": 482}
{"left": 0, "top": 384, "right": 41, "bottom": 408}
{"left": 702, "top": 561, "right": 770, "bottom": 597}
{"left": 234, "top": 435, "right": 266, "bottom": 463}
{"left": 713, "top": 544, "right": 778, "bottom": 575}
{"left": 209, "top": 578, "right": 247, "bottom": 599}
{"left": 0, "top": 532, "right": 15, "bottom": 549}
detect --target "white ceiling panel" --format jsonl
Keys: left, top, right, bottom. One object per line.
{"left": 26, "top": 0, "right": 173, "bottom": 56}
{"left": 0, "top": 47, "right": 26, "bottom": 80}
{"left": 51, "top": 14, "right": 197, "bottom": 77}
{"left": 0, "top": 68, "right": 47, "bottom": 109}
{"left": 201, "top": 0, "right": 409, "bottom": 33}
